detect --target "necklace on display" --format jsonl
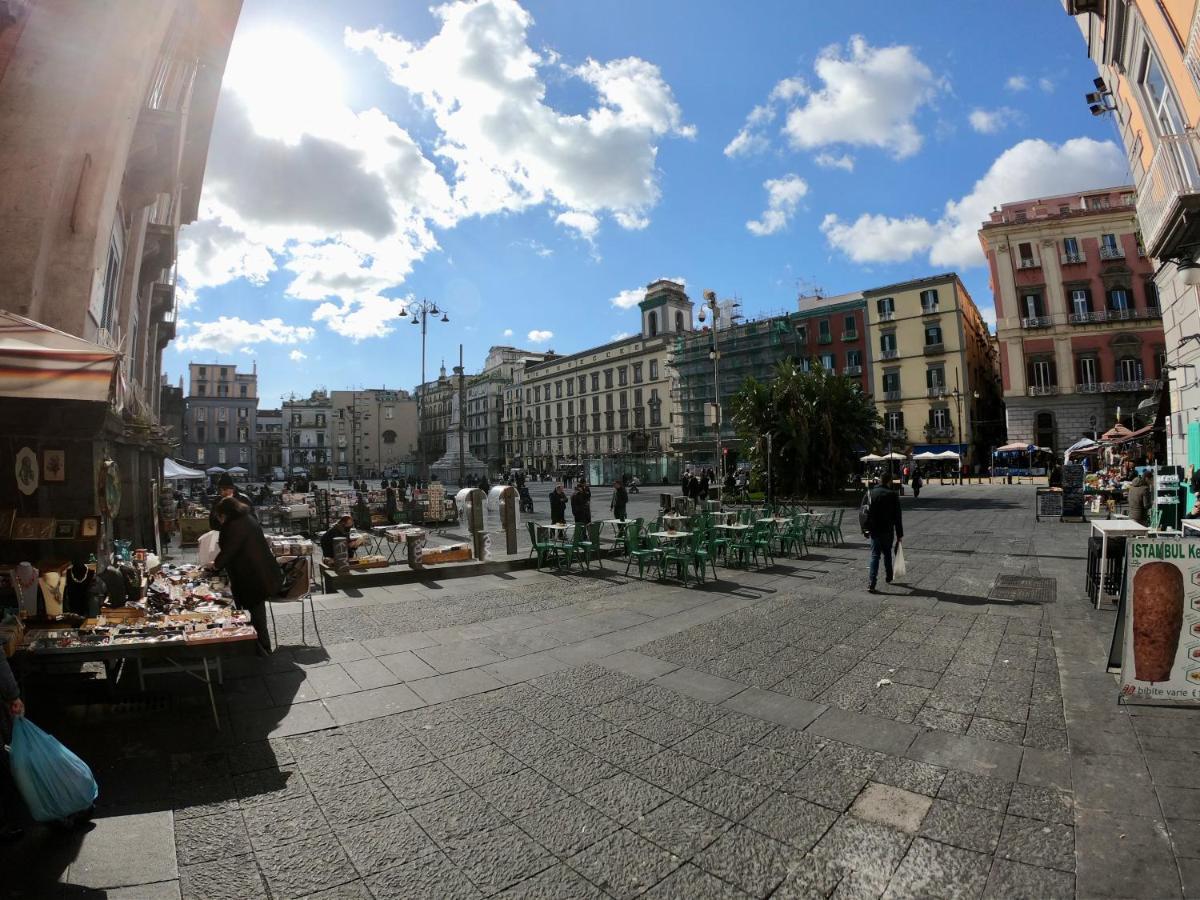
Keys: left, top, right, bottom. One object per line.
{"left": 69, "top": 567, "right": 90, "bottom": 584}
{"left": 16, "top": 567, "right": 36, "bottom": 589}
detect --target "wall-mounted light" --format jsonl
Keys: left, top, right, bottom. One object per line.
{"left": 1086, "top": 76, "right": 1116, "bottom": 116}
{"left": 1177, "top": 258, "right": 1200, "bottom": 287}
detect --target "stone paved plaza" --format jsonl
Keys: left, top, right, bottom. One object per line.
{"left": 5, "top": 482, "right": 1198, "bottom": 898}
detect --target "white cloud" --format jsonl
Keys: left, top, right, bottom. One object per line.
{"left": 610, "top": 288, "right": 644, "bottom": 310}
{"left": 175, "top": 317, "right": 316, "bottom": 353}
{"left": 968, "top": 107, "right": 1019, "bottom": 134}
{"left": 312, "top": 294, "right": 412, "bottom": 341}
{"left": 1005, "top": 75, "right": 1029, "bottom": 92}
{"left": 610, "top": 331, "right": 632, "bottom": 340}
{"left": 502, "top": 328, "right": 514, "bottom": 337}
{"left": 814, "top": 152, "right": 855, "bottom": 172}
{"left": 513, "top": 239, "right": 552, "bottom": 257}
{"left": 1039, "top": 77, "right": 1055, "bottom": 93}
{"left": 726, "top": 37, "right": 940, "bottom": 162}
{"left": 555, "top": 211, "right": 601, "bottom": 242}
{"left": 289, "top": 349, "right": 307, "bottom": 361}
{"left": 821, "top": 137, "right": 1129, "bottom": 268}
{"left": 527, "top": 329, "right": 554, "bottom": 343}
{"left": 746, "top": 174, "right": 809, "bottom": 236}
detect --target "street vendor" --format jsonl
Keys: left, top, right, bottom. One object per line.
{"left": 208, "top": 474, "right": 255, "bottom": 531}
{"left": 321, "top": 514, "right": 358, "bottom": 561}
{"left": 211, "top": 497, "right": 278, "bottom": 653}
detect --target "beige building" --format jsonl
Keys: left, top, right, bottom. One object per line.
{"left": 331, "top": 389, "right": 418, "bottom": 479}
{"left": 282, "top": 391, "right": 333, "bottom": 479}
{"left": 863, "top": 274, "right": 1002, "bottom": 465}
{"left": 415, "top": 362, "right": 463, "bottom": 479}
{"left": 0, "top": 0, "right": 240, "bottom": 547}
{"left": 467, "top": 346, "right": 548, "bottom": 472}
{"left": 523, "top": 279, "right": 690, "bottom": 480}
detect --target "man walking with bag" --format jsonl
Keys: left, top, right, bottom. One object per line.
{"left": 865, "top": 471, "right": 904, "bottom": 593}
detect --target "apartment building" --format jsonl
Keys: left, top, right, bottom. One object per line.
{"left": 979, "top": 187, "right": 1163, "bottom": 452}
{"left": 414, "top": 363, "right": 463, "bottom": 478}
{"left": 863, "top": 274, "right": 1002, "bottom": 465}
{"left": 0, "top": 0, "right": 240, "bottom": 548}
{"left": 331, "top": 389, "right": 418, "bottom": 479}
{"left": 522, "top": 279, "right": 690, "bottom": 481}
{"left": 672, "top": 292, "right": 870, "bottom": 467}
{"left": 181, "top": 363, "right": 258, "bottom": 472}
{"left": 282, "top": 391, "right": 333, "bottom": 479}
{"left": 1065, "top": 1, "right": 1200, "bottom": 467}
{"left": 466, "top": 346, "right": 548, "bottom": 472}
{"left": 255, "top": 408, "right": 283, "bottom": 475}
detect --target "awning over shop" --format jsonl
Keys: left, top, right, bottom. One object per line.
{"left": 860, "top": 453, "right": 884, "bottom": 462}
{"left": 1112, "top": 424, "right": 1153, "bottom": 444}
{"left": 164, "top": 458, "right": 206, "bottom": 479}
{"left": 0, "top": 310, "right": 119, "bottom": 403}
{"left": 996, "top": 442, "right": 1034, "bottom": 453}
{"left": 1101, "top": 423, "right": 1134, "bottom": 441}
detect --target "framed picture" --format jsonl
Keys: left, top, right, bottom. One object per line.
{"left": 43, "top": 449, "right": 65, "bottom": 482}
{"left": 80, "top": 517, "right": 99, "bottom": 538}
{"left": 54, "top": 520, "right": 78, "bottom": 539}
{"left": 12, "top": 517, "right": 55, "bottom": 540}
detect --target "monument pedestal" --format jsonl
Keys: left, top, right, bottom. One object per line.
{"left": 431, "top": 431, "right": 488, "bottom": 484}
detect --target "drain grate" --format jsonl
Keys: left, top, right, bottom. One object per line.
{"left": 988, "top": 574, "right": 1056, "bottom": 604}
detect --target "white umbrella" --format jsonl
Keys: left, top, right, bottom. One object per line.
{"left": 912, "top": 451, "right": 940, "bottom": 461}
{"left": 882, "top": 452, "right": 907, "bottom": 460}
{"left": 205, "top": 466, "right": 226, "bottom": 474}
{"left": 226, "top": 466, "right": 249, "bottom": 475}
{"left": 164, "top": 459, "right": 206, "bottom": 480}
{"left": 935, "top": 450, "right": 961, "bottom": 460}
{"left": 860, "top": 453, "right": 884, "bottom": 462}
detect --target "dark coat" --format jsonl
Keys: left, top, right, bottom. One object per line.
{"left": 549, "top": 490, "right": 567, "bottom": 524}
{"left": 571, "top": 490, "right": 591, "bottom": 524}
{"left": 866, "top": 485, "right": 904, "bottom": 541}
{"left": 1127, "top": 479, "right": 1152, "bottom": 526}
{"left": 215, "top": 513, "right": 281, "bottom": 603}
{"left": 321, "top": 522, "right": 353, "bottom": 559}
{"left": 612, "top": 485, "right": 628, "bottom": 516}
{"left": 209, "top": 490, "right": 255, "bottom": 531}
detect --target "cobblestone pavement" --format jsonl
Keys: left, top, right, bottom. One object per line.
{"left": 4, "top": 482, "right": 1195, "bottom": 898}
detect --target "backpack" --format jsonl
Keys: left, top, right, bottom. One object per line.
{"left": 858, "top": 490, "right": 872, "bottom": 537}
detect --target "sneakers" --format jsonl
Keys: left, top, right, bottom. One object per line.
{"left": 867, "top": 585, "right": 878, "bottom": 594}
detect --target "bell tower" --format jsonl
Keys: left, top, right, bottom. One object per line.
{"left": 639, "top": 279, "right": 693, "bottom": 338}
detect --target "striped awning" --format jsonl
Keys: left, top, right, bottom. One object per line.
{"left": 0, "top": 310, "right": 119, "bottom": 403}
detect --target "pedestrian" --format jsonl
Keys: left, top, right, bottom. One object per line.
{"left": 0, "top": 651, "right": 25, "bottom": 843}
{"left": 864, "top": 470, "right": 904, "bottom": 593}
{"left": 208, "top": 474, "right": 255, "bottom": 530}
{"left": 911, "top": 469, "right": 923, "bottom": 500}
{"left": 1127, "top": 474, "right": 1151, "bottom": 526}
{"left": 571, "top": 481, "right": 591, "bottom": 525}
{"left": 549, "top": 483, "right": 568, "bottom": 525}
{"left": 698, "top": 470, "right": 710, "bottom": 501}
{"left": 212, "top": 497, "right": 281, "bottom": 653}
{"left": 611, "top": 478, "right": 628, "bottom": 521}
{"left": 385, "top": 482, "right": 398, "bottom": 524}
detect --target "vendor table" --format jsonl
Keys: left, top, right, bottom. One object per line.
{"left": 1087, "top": 519, "right": 1147, "bottom": 608}
{"left": 14, "top": 629, "right": 257, "bottom": 729}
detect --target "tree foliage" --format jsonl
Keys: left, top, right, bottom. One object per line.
{"left": 730, "top": 360, "right": 880, "bottom": 497}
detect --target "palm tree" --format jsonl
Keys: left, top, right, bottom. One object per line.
{"left": 730, "top": 360, "right": 879, "bottom": 497}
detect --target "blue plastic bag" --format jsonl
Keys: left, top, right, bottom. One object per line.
{"left": 9, "top": 717, "right": 98, "bottom": 822}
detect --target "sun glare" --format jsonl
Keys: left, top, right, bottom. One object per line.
{"left": 223, "top": 26, "right": 346, "bottom": 143}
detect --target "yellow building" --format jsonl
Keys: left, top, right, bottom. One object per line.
{"left": 1064, "top": 0, "right": 1200, "bottom": 467}
{"left": 862, "top": 274, "right": 1002, "bottom": 465}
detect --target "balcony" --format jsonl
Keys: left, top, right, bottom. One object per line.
{"left": 1137, "top": 132, "right": 1200, "bottom": 258}
{"left": 923, "top": 342, "right": 945, "bottom": 355}
{"left": 921, "top": 305, "right": 940, "bottom": 316}
{"left": 1017, "top": 257, "right": 1040, "bottom": 269}
{"left": 1027, "top": 385, "right": 1059, "bottom": 397}
{"left": 840, "top": 331, "right": 858, "bottom": 343}
{"left": 1061, "top": 252, "right": 1086, "bottom": 265}
{"left": 884, "top": 427, "right": 907, "bottom": 441}
{"left": 1068, "top": 306, "right": 1161, "bottom": 324}
{"left": 1021, "top": 316, "right": 1052, "bottom": 329}
{"left": 1076, "top": 379, "right": 1161, "bottom": 394}
{"left": 881, "top": 348, "right": 899, "bottom": 360}
{"left": 817, "top": 334, "right": 833, "bottom": 345}
{"left": 1098, "top": 245, "right": 1125, "bottom": 260}
{"left": 877, "top": 310, "right": 895, "bottom": 322}
{"left": 884, "top": 390, "right": 902, "bottom": 402}
{"left": 842, "top": 365, "right": 862, "bottom": 377}
{"left": 927, "top": 386, "right": 947, "bottom": 399}
{"left": 924, "top": 425, "right": 955, "bottom": 440}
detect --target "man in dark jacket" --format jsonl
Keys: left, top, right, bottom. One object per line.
{"left": 212, "top": 497, "right": 281, "bottom": 652}
{"left": 611, "top": 478, "right": 629, "bottom": 521}
{"left": 0, "top": 652, "right": 24, "bottom": 842}
{"left": 865, "top": 471, "right": 904, "bottom": 593}
{"left": 1127, "top": 474, "right": 1152, "bottom": 526}
{"left": 571, "top": 483, "right": 591, "bottom": 525}
{"left": 321, "top": 515, "right": 356, "bottom": 560}
{"left": 209, "top": 474, "right": 255, "bottom": 531}
{"left": 549, "top": 484, "right": 568, "bottom": 525}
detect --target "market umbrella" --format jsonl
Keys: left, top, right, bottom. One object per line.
{"left": 935, "top": 450, "right": 961, "bottom": 460}
{"left": 205, "top": 466, "right": 226, "bottom": 474}
{"left": 882, "top": 452, "right": 907, "bottom": 460}
{"left": 1101, "top": 423, "right": 1133, "bottom": 441}
{"left": 1064, "top": 437, "right": 1099, "bottom": 459}
{"left": 912, "top": 452, "right": 940, "bottom": 461}
{"left": 164, "top": 459, "right": 205, "bottom": 480}
{"left": 996, "top": 441, "right": 1033, "bottom": 453}
{"left": 226, "top": 466, "right": 249, "bottom": 475}
{"left": 859, "top": 453, "right": 884, "bottom": 462}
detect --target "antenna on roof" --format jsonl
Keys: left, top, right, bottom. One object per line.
{"left": 796, "top": 278, "right": 824, "bottom": 301}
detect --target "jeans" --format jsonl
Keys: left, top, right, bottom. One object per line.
{"left": 869, "top": 534, "right": 894, "bottom": 587}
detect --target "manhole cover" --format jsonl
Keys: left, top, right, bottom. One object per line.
{"left": 988, "top": 574, "right": 1055, "bottom": 604}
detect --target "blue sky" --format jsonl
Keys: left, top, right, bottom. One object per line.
{"left": 169, "top": 0, "right": 1127, "bottom": 406}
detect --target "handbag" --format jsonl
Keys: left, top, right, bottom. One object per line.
{"left": 894, "top": 543, "right": 907, "bottom": 579}
{"left": 858, "top": 490, "right": 872, "bottom": 536}
{"left": 9, "top": 717, "right": 98, "bottom": 823}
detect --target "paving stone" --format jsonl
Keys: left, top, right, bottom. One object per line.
{"left": 882, "top": 837, "right": 991, "bottom": 900}
{"left": 871, "top": 756, "right": 947, "bottom": 797}
{"left": 382, "top": 760, "right": 470, "bottom": 809}
{"left": 578, "top": 772, "right": 673, "bottom": 826}
{"left": 173, "top": 810, "right": 252, "bottom": 866}
{"left": 937, "top": 770, "right": 1014, "bottom": 813}
{"left": 626, "top": 711, "right": 703, "bottom": 747}
{"left": 967, "top": 716, "right": 1026, "bottom": 745}
{"left": 1075, "top": 810, "right": 1181, "bottom": 900}
{"left": 336, "top": 812, "right": 439, "bottom": 876}
{"left": 443, "top": 744, "right": 525, "bottom": 786}
{"left": 723, "top": 745, "right": 802, "bottom": 789}
{"left": 655, "top": 667, "right": 747, "bottom": 705}
{"left": 1006, "top": 782, "right": 1072, "bottom": 825}
{"left": 567, "top": 829, "right": 684, "bottom": 900}
{"left": 982, "top": 858, "right": 1075, "bottom": 900}
{"left": 494, "top": 863, "right": 608, "bottom": 898}
{"left": 242, "top": 793, "right": 330, "bottom": 850}
{"left": 1169, "top": 819, "right": 1200, "bottom": 860}
{"left": 630, "top": 797, "right": 733, "bottom": 858}
{"left": 808, "top": 707, "right": 919, "bottom": 756}
{"left": 806, "top": 816, "right": 912, "bottom": 897}
{"left": 740, "top": 792, "right": 838, "bottom": 851}
{"left": 476, "top": 768, "right": 571, "bottom": 820}
{"left": 445, "top": 822, "right": 557, "bottom": 896}
{"left": 643, "top": 863, "right": 753, "bottom": 899}
{"left": 530, "top": 748, "right": 621, "bottom": 793}
{"left": 409, "top": 791, "right": 508, "bottom": 846}
{"left": 303, "top": 882, "right": 374, "bottom": 900}
{"left": 997, "top": 814, "right": 1075, "bottom": 872}
{"left": 515, "top": 795, "right": 621, "bottom": 858}
{"left": 1163, "top": 788, "right": 1200, "bottom": 822}
{"left": 919, "top": 799, "right": 1004, "bottom": 854}
{"left": 179, "top": 853, "right": 269, "bottom": 900}
{"left": 1016, "top": 747, "right": 1071, "bottom": 792}
{"left": 255, "top": 832, "right": 359, "bottom": 898}
{"left": 172, "top": 777, "right": 239, "bottom": 821}
{"left": 365, "top": 851, "right": 483, "bottom": 899}
{"left": 915, "top": 707, "right": 972, "bottom": 734}
{"left": 693, "top": 825, "right": 794, "bottom": 898}
{"left": 628, "top": 748, "right": 716, "bottom": 795}
{"left": 313, "top": 777, "right": 406, "bottom": 829}
{"left": 788, "top": 744, "right": 879, "bottom": 812}
{"left": 295, "top": 747, "right": 378, "bottom": 790}
{"left": 850, "top": 782, "right": 933, "bottom": 834}
{"left": 682, "top": 770, "right": 773, "bottom": 821}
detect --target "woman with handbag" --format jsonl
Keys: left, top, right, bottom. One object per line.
{"left": 212, "top": 497, "right": 282, "bottom": 653}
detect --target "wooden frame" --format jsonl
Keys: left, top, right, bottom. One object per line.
{"left": 54, "top": 520, "right": 78, "bottom": 539}
{"left": 43, "top": 449, "right": 65, "bottom": 482}
{"left": 80, "top": 517, "right": 99, "bottom": 538}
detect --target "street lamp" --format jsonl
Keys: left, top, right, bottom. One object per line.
{"left": 698, "top": 290, "right": 741, "bottom": 497}
{"left": 400, "top": 299, "right": 449, "bottom": 483}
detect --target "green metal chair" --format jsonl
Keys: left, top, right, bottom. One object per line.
{"left": 624, "top": 525, "right": 664, "bottom": 579}
{"left": 586, "top": 521, "right": 604, "bottom": 569}
{"left": 527, "top": 521, "right": 560, "bottom": 570}
{"left": 561, "top": 523, "right": 597, "bottom": 570}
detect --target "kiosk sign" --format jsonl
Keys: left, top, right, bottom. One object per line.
{"left": 1121, "top": 538, "right": 1200, "bottom": 705}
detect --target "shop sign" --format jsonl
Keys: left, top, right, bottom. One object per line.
{"left": 1120, "top": 537, "right": 1200, "bottom": 705}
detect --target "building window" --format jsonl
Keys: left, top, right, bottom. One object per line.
{"left": 1101, "top": 233, "right": 1122, "bottom": 257}
{"left": 1146, "top": 280, "right": 1160, "bottom": 309}
{"left": 820, "top": 352, "right": 835, "bottom": 370}
{"left": 383, "top": 429, "right": 397, "bottom": 444}
{"left": 98, "top": 225, "right": 123, "bottom": 330}
{"left": 1029, "top": 359, "right": 1056, "bottom": 389}
{"left": 649, "top": 360, "right": 658, "bottom": 380}
{"left": 847, "top": 349, "right": 862, "bottom": 368}
{"left": 197, "top": 448, "right": 205, "bottom": 463}
{"left": 920, "top": 289, "right": 939, "bottom": 313}
{"left": 239, "top": 384, "right": 247, "bottom": 398}
{"left": 633, "top": 362, "right": 643, "bottom": 383}
{"left": 1022, "top": 293, "right": 1042, "bottom": 318}
{"left": 843, "top": 314, "right": 856, "bottom": 336}
{"left": 619, "top": 410, "right": 629, "bottom": 428}
{"left": 240, "top": 447, "right": 248, "bottom": 463}
{"left": 883, "top": 372, "right": 901, "bottom": 394}
{"left": 648, "top": 311, "right": 658, "bottom": 337}
{"left": 196, "top": 385, "right": 206, "bottom": 396}
{"left": 1108, "top": 288, "right": 1131, "bottom": 311}
{"left": 1118, "top": 357, "right": 1144, "bottom": 382}
{"left": 876, "top": 297, "right": 895, "bottom": 318}
{"left": 1078, "top": 356, "right": 1098, "bottom": 386}
{"left": 220, "top": 367, "right": 227, "bottom": 378}
{"left": 618, "top": 392, "right": 627, "bottom": 410}
{"left": 385, "top": 407, "right": 393, "bottom": 419}
{"left": 1070, "top": 289, "right": 1091, "bottom": 316}
{"left": 927, "top": 367, "right": 945, "bottom": 390}
{"left": 218, "top": 384, "right": 229, "bottom": 397}
{"left": 818, "top": 320, "right": 831, "bottom": 341}
{"left": 924, "top": 325, "right": 943, "bottom": 346}
{"left": 196, "top": 407, "right": 207, "bottom": 422}
{"left": 1138, "top": 40, "right": 1188, "bottom": 138}
{"left": 591, "top": 373, "right": 600, "bottom": 391}
{"left": 578, "top": 375, "right": 586, "bottom": 394}
{"left": 929, "top": 408, "right": 951, "bottom": 429}
{"left": 1063, "top": 236, "right": 1080, "bottom": 260}
{"left": 797, "top": 324, "right": 808, "bottom": 343}
{"left": 605, "top": 411, "right": 614, "bottom": 430}
{"left": 555, "top": 381, "right": 562, "bottom": 399}
{"left": 604, "top": 369, "right": 613, "bottom": 389}
{"left": 880, "top": 332, "right": 897, "bottom": 353}
{"left": 197, "top": 426, "right": 206, "bottom": 442}
{"left": 618, "top": 366, "right": 628, "bottom": 386}
{"left": 238, "top": 407, "right": 248, "bottom": 419}
{"left": 218, "top": 447, "right": 227, "bottom": 464}
{"left": 675, "top": 311, "right": 684, "bottom": 332}
{"left": 592, "top": 413, "right": 601, "bottom": 431}
{"left": 884, "top": 411, "right": 904, "bottom": 432}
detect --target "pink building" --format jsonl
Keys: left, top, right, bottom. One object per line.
{"left": 978, "top": 187, "right": 1164, "bottom": 452}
